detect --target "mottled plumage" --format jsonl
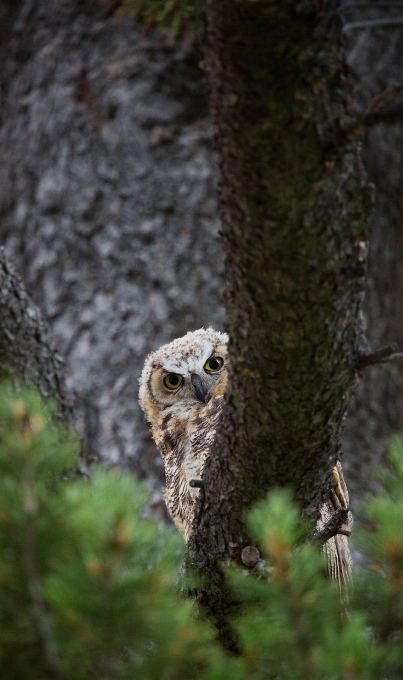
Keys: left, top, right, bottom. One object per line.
{"left": 320, "top": 461, "right": 353, "bottom": 586}
{"left": 139, "top": 328, "right": 352, "bottom": 583}
{"left": 139, "top": 328, "right": 228, "bottom": 540}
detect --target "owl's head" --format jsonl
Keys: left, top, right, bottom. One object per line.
{"left": 139, "top": 328, "right": 228, "bottom": 420}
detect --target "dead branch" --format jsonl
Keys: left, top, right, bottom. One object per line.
{"left": 342, "top": 16, "right": 403, "bottom": 32}
{"left": 307, "top": 508, "right": 351, "bottom": 548}
{"left": 356, "top": 344, "right": 403, "bottom": 370}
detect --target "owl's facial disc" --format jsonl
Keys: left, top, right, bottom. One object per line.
{"left": 139, "top": 328, "right": 229, "bottom": 422}
{"left": 152, "top": 353, "right": 225, "bottom": 408}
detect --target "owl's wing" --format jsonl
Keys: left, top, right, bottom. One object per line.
{"left": 319, "top": 461, "right": 353, "bottom": 586}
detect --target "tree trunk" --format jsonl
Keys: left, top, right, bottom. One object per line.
{"left": 341, "top": 2, "right": 403, "bottom": 502}
{"left": 0, "top": 0, "right": 224, "bottom": 502}
{"left": 2, "top": 0, "right": 403, "bottom": 649}
{"left": 199, "top": 0, "right": 369, "bottom": 533}
{"left": 3, "top": 1, "right": 401, "bottom": 514}
{"left": 0, "top": 248, "right": 73, "bottom": 418}
{"left": 189, "top": 0, "right": 370, "bottom": 645}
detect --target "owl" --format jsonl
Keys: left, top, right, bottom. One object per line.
{"left": 139, "top": 328, "right": 228, "bottom": 541}
{"left": 139, "top": 327, "right": 352, "bottom": 583}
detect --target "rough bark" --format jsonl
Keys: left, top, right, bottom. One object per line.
{"left": 0, "top": 0, "right": 224, "bottom": 503}
{"left": 189, "top": 0, "right": 370, "bottom": 645}
{"left": 341, "top": 1, "right": 403, "bottom": 502}
{"left": 0, "top": 0, "right": 402, "bottom": 651}
{"left": 199, "top": 0, "right": 369, "bottom": 531}
{"left": 2, "top": 0, "right": 401, "bottom": 516}
{"left": 0, "top": 248, "right": 73, "bottom": 418}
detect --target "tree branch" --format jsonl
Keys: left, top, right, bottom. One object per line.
{"left": 367, "top": 83, "right": 403, "bottom": 112}
{"left": 362, "top": 103, "right": 403, "bottom": 127}
{"left": 343, "top": 84, "right": 403, "bottom": 137}
{"left": 0, "top": 248, "right": 73, "bottom": 419}
{"left": 307, "top": 508, "right": 351, "bottom": 548}
{"left": 341, "top": 2, "right": 403, "bottom": 9}
{"left": 342, "top": 16, "right": 403, "bottom": 31}
{"left": 357, "top": 343, "right": 403, "bottom": 370}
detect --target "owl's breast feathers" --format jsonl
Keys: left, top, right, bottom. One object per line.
{"left": 154, "top": 394, "right": 224, "bottom": 540}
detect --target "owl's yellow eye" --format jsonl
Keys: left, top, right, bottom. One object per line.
{"left": 204, "top": 357, "right": 224, "bottom": 373}
{"left": 163, "top": 373, "right": 183, "bottom": 390}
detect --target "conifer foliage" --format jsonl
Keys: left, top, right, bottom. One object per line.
{"left": 0, "top": 384, "right": 227, "bottom": 679}
{"left": 1, "top": 383, "right": 403, "bottom": 679}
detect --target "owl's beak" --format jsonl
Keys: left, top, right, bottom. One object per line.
{"left": 191, "top": 374, "right": 208, "bottom": 403}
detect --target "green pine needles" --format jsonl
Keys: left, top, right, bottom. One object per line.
{"left": 0, "top": 385, "right": 224, "bottom": 679}
{"left": 116, "top": 0, "right": 200, "bottom": 37}
{"left": 1, "top": 383, "right": 403, "bottom": 679}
